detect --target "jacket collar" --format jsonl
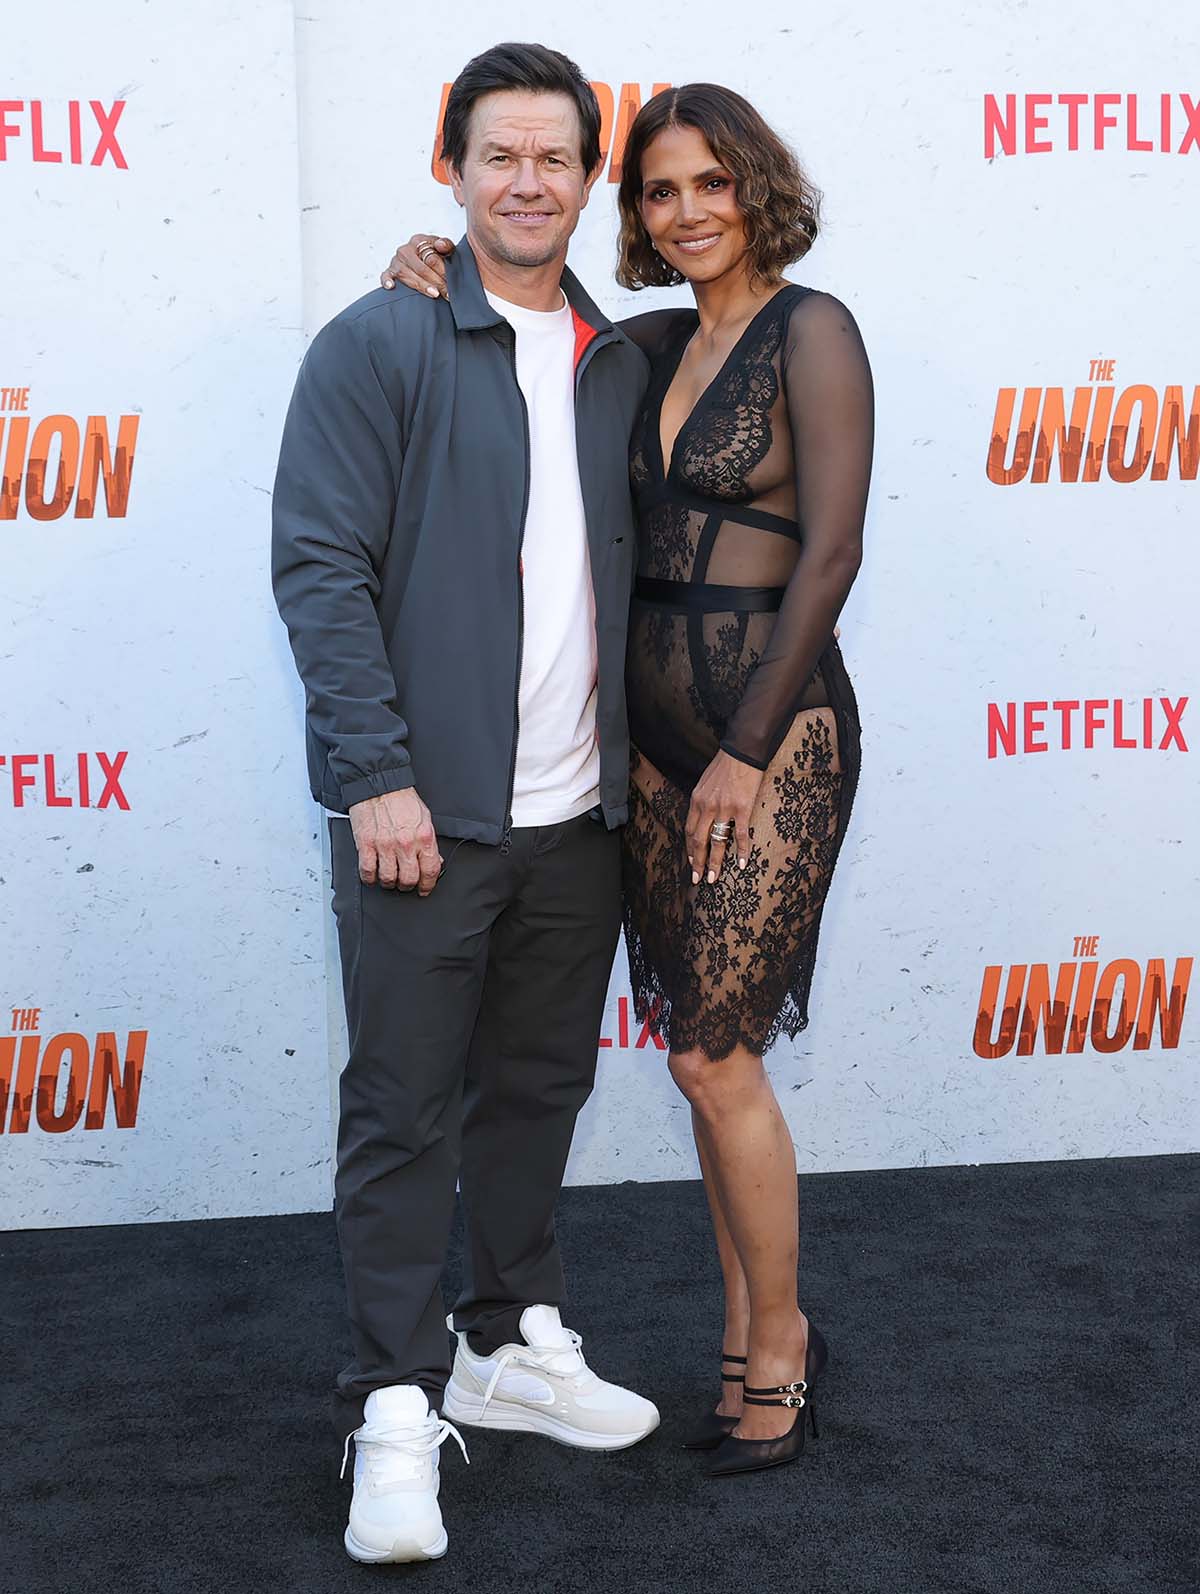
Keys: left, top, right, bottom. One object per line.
{"left": 446, "top": 235, "right": 614, "bottom": 336}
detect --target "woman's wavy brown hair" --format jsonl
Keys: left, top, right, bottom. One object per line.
{"left": 616, "top": 84, "right": 821, "bottom": 290}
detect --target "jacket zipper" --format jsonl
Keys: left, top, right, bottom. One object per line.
{"left": 571, "top": 329, "right": 617, "bottom": 816}
{"left": 500, "top": 323, "right": 532, "bottom": 856}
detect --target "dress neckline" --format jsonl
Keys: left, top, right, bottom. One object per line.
{"left": 655, "top": 285, "right": 800, "bottom": 481}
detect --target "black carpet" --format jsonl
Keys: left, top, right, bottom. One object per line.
{"left": 3, "top": 1154, "right": 1197, "bottom": 1593}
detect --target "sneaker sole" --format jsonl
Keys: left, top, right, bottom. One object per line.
{"left": 442, "top": 1382, "right": 659, "bottom": 1451}
{"left": 344, "top": 1525, "right": 448, "bottom": 1564}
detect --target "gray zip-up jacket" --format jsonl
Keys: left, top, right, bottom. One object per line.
{"left": 271, "top": 239, "right": 649, "bottom": 843}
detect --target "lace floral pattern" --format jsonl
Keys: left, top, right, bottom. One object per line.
{"left": 622, "top": 286, "right": 868, "bottom": 1061}
{"left": 675, "top": 318, "right": 783, "bottom": 501}
{"left": 624, "top": 712, "right": 843, "bottom": 1061}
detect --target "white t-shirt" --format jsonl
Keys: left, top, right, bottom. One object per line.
{"left": 327, "top": 288, "right": 599, "bottom": 828}
{"left": 488, "top": 288, "right": 599, "bottom": 827}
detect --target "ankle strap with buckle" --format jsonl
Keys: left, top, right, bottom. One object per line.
{"left": 743, "top": 1379, "right": 808, "bottom": 1409}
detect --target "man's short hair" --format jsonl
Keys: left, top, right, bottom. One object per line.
{"left": 440, "top": 41, "right": 603, "bottom": 176}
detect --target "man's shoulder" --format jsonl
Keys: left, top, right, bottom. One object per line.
{"left": 312, "top": 285, "right": 448, "bottom": 356}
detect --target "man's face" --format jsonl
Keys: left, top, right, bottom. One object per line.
{"left": 448, "top": 89, "right": 597, "bottom": 270}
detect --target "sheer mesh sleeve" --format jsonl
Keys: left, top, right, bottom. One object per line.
{"left": 618, "top": 308, "right": 692, "bottom": 359}
{"left": 720, "top": 293, "right": 874, "bottom": 769}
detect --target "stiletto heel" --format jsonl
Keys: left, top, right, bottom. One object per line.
{"left": 680, "top": 1352, "right": 744, "bottom": 1450}
{"left": 685, "top": 1323, "right": 829, "bottom": 1457}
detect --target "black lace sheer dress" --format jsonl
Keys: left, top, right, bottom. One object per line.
{"left": 619, "top": 286, "right": 873, "bottom": 1062}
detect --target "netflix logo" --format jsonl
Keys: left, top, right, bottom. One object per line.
{"left": 983, "top": 93, "right": 1200, "bottom": 158}
{"left": 0, "top": 99, "right": 127, "bottom": 167}
{"left": 974, "top": 938, "right": 1192, "bottom": 1059}
{"left": 1, "top": 752, "right": 130, "bottom": 810}
{"left": 1, "top": 388, "right": 139, "bottom": 520}
{"left": 2, "top": 1006, "right": 147, "bottom": 1135}
{"left": 987, "top": 362, "right": 1198, "bottom": 486}
{"left": 987, "top": 698, "right": 1188, "bottom": 758}
{"left": 599, "top": 995, "right": 667, "bottom": 1052}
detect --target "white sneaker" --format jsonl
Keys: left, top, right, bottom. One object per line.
{"left": 342, "top": 1385, "right": 468, "bottom": 1564}
{"left": 442, "top": 1304, "right": 660, "bottom": 1451}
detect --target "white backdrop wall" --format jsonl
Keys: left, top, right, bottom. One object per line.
{"left": 2, "top": 1, "right": 1196, "bottom": 1228}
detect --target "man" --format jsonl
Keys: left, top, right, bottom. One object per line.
{"left": 271, "top": 42, "right": 657, "bottom": 1566}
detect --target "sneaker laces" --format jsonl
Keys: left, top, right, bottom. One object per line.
{"left": 479, "top": 1327, "right": 594, "bottom": 1412}
{"left": 340, "top": 1412, "right": 470, "bottom": 1482}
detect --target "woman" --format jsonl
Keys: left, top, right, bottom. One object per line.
{"left": 383, "top": 83, "right": 872, "bottom": 1477}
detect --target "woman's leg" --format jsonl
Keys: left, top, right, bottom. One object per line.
{"left": 670, "top": 1044, "right": 809, "bottom": 1440}
{"left": 692, "top": 1111, "right": 750, "bottom": 1418}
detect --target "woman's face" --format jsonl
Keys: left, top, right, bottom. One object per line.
{"left": 637, "top": 123, "right": 748, "bottom": 286}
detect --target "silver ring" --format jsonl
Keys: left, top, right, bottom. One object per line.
{"left": 709, "top": 820, "right": 733, "bottom": 841}
{"left": 417, "top": 242, "right": 438, "bottom": 263}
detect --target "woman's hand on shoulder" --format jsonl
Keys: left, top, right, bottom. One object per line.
{"left": 685, "top": 750, "right": 763, "bottom": 885}
{"left": 381, "top": 235, "right": 454, "bottom": 298}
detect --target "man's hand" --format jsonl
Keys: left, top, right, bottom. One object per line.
{"left": 349, "top": 789, "right": 442, "bottom": 895}
{"left": 381, "top": 235, "right": 455, "bottom": 298}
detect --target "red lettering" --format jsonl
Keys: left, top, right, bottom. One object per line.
{"left": 1052, "top": 700, "right": 1080, "bottom": 749}
{"left": 1179, "top": 93, "right": 1200, "bottom": 155}
{"left": 1058, "top": 93, "right": 1087, "bottom": 151}
{"left": 1159, "top": 697, "right": 1188, "bottom": 751}
{"left": 30, "top": 101, "right": 62, "bottom": 163}
{"left": 1093, "top": 93, "right": 1121, "bottom": 150}
{"left": 973, "top": 965, "right": 1025, "bottom": 1059}
{"left": 36, "top": 1033, "right": 90, "bottom": 1133}
{"left": 1127, "top": 95, "right": 1152, "bottom": 152}
{"left": 89, "top": 100, "right": 127, "bottom": 169}
{"left": 1023, "top": 701, "right": 1048, "bottom": 753}
{"left": 1024, "top": 93, "right": 1052, "bottom": 153}
{"left": 987, "top": 702, "right": 1016, "bottom": 759}
{"left": 983, "top": 94, "right": 1017, "bottom": 158}
{"left": 11, "top": 753, "right": 37, "bottom": 806}
{"left": 1135, "top": 957, "right": 1192, "bottom": 1049}
{"left": 85, "top": 1030, "right": 147, "bottom": 1130}
{"left": 1112, "top": 700, "right": 1136, "bottom": 749}
{"left": 44, "top": 753, "right": 72, "bottom": 806}
{"left": 0, "top": 101, "right": 22, "bottom": 160}
{"left": 96, "top": 751, "right": 130, "bottom": 810}
{"left": 1083, "top": 699, "right": 1107, "bottom": 748}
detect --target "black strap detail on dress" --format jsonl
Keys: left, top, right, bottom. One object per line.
{"left": 637, "top": 483, "right": 804, "bottom": 542}
{"left": 634, "top": 578, "right": 785, "bottom": 615}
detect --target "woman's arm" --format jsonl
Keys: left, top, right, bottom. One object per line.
{"left": 720, "top": 292, "right": 874, "bottom": 769}
{"left": 381, "top": 235, "right": 454, "bottom": 298}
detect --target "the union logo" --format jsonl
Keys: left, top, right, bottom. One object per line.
{"left": 431, "top": 80, "right": 672, "bottom": 186}
{"left": 987, "top": 361, "right": 1198, "bottom": 485}
{"left": 973, "top": 939, "right": 1192, "bottom": 1059}
{"left": 1, "top": 388, "right": 139, "bottom": 519}
{"left": 1, "top": 1007, "right": 148, "bottom": 1135}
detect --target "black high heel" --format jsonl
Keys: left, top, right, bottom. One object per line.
{"left": 680, "top": 1353, "right": 744, "bottom": 1450}
{"left": 706, "top": 1376, "right": 817, "bottom": 1477}
{"left": 684, "top": 1323, "right": 829, "bottom": 1454}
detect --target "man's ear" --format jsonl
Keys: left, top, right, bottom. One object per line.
{"left": 579, "top": 162, "right": 603, "bottom": 212}
{"left": 446, "top": 161, "right": 466, "bottom": 207}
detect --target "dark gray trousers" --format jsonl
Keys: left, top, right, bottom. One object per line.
{"left": 327, "top": 810, "right": 621, "bottom": 1443}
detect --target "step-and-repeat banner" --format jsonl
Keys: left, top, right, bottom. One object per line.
{"left": 3, "top": 1, "right": 1196, "bottom": 1226}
